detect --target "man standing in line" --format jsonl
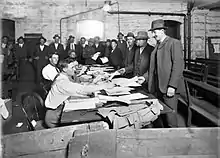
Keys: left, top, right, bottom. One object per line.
{"left": 148, "top": 19, "right": 185, "bottom": 128}
{"left": 49, "top": 34, "right": 65, "bottom": 59}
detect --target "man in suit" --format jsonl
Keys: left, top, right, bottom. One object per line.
{"left": 49, "top": 34, "right": 65, "bottom": 60}
{"left": 33, "top": 36, "right": 50, "bottom": 83}
{"left": 93, "top": 36, "right": 105, "bottom": 64}
{"left": 123, "top": 32, "right": 137, "bottom": 78}
{"left": 76, "top": 37, "right": 87, "bottom": 64}
{"left": 117, "top": 32, "right": 127, "bottom": 63}
{"left": 14, "top": 36, "right": 33, "bottom": 80}
{"left": 148, "top": 19, "right": 185, "bottom": 128}
{"left": 119, "top": 31, "right": 154, "bottom": 88}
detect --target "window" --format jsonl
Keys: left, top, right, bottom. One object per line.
{"left": 76, "top": 20, "right": 104, "bottom": 39}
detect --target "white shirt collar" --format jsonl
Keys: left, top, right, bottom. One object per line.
{"left": 40, "top": 45, "right": 44, "bottom": 51}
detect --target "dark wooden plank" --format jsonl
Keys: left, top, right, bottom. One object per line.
{"left": 68, "top": 128, "right": 220, "bottom": 158}
{"left": 17, "top": 149, "right": 66, "bottom": 158}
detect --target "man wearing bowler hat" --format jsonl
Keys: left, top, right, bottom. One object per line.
{"left": 119, "top": 31, "right": 154, "bottom": 87}
{"left": 148, "top": 19, "right": 185, "bottom": 128}
{"left": 49, "top": 34, "right": 65, "bottom": 60}
{"left": 33, "top": 36, "right": 50, "bottom": 83}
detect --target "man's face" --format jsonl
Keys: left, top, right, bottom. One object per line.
{"left": 50, "top": 54, "right": 59, "bottom": 65}
{"left": 54, "top": 37, "right": 59, "bottom": 43}
{"left": 127, "top": 37, "right": 135, "bottom": 47}
{"left": 2, "top": 37, "right": 8, "bottom": 44}
{"left": 40, "top": 39, "right": 45, "bottom": 45}
{"left": 18, "top": 39, "right": 24, "bottom": 44}
{"left": 118, "top": 34, "right": 123, "bottom": 40}
{"left": 106, "top": 41, "right": 111, "bottom": 47}
{"left": 69, "top": 37, "right": 74, "bottom": 43}
{"left": 88, "top": 41, "right": 94, "bottom": 47}
{"left": 136, "top": 39, "right": 146, "bottom": 47}
{"left": 152, "top": 29, "right": 163, "bottom": 41}
{"left": 69, "top": 51, "right": 76, "bottom": 58}
{"left": 94, "top": 37, "right": 100, "bottom": 44}
{"left": 64, "top": 61, "right": 79, "bottom": 76}
{"left": 80, "top": 38, "right": 86, "bottom": 44}
{"left": 111, "top": 41, "right": 117, "bottom": 49}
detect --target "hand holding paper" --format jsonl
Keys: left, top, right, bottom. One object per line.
{"left": 91, "top": 52, "right": 101, "bottom": 61}
{"left": 100, "top": 57, "right": 109, "bottom": 64}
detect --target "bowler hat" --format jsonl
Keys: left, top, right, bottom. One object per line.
{"left": 117, "top": 32, "right": 124, "bottom": 37}
{"left": 125, "top": 32, "right": 135, "bottom": 39}
{"left": 149, "top": 19, "right": 168, "bottom": 31}
{"left": 135, "top": 31, "right": 148, "bottom": 40}
{"left": 39, "top": 36, "right": 46, "bottom": 42}
{"left": 17, "top": 36, "right": 25, "bottom": 42}
{"left": 53, "top": 34, "right": 60, "bottom": 39}
{"left": 69, "top": 35, "right": 75, "bottom": 39}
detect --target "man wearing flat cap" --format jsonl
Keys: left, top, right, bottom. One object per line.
{"left": 49, "top": 34, "right": 65, "bottom": 60}
{"left": 148, "top": 19, "right": 185, "bottom": 128}
{"left": 119, "top": 31, "right": 154, "bottom": 88}
{"left": 33, "top": 36, "right": 50, "bottom": 83}
{"left": 123, "top": 32, "right": 137, "bottom": 77}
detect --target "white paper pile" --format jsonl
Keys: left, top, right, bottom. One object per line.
{"left": 111, "top": 77, "right": 141, "bottom": 87}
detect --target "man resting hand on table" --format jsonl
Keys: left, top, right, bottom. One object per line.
{"left": 44, "top": 58, "right": 114, "bottom": 128}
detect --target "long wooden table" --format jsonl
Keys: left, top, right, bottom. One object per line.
{"left": 60, "top": 87, "right": 173, "bottom": 126}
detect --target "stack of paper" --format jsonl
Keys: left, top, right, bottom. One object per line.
{"left": 105, "top": 87, "right": 134, "bottom": 96}
{"left": 63, "top": 98, "right": 99, "bottom": 112}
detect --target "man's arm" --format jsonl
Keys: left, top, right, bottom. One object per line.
{"left": 168, "top": 40, "right": 184, "bottom": 89}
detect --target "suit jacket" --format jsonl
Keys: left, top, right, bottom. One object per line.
{"left": 124, "top": 45, "right": 137, "bottom": 67}
{"left": 108, "top": 47, "right": 124, "bottom": 69}
{"left": 77, "top": 44, "right": 87, "bottom": 64}
{"left": 93, "top": 43, "right": 105, "bottom": 57}
{"left": 14, "top": 43, "right": 30, "bottom": 61}
{"left": 117, "top": 40, "right": 127, "bottom": 62}
{"left": 49, "top": 43, "right": 65, "bottom": 59}
{"left": 125, "top": 44, "right": 154, "bottom": 80}
{"left": 148, "top": 36, "right": 185, "bottom": 94}
{"left": 33, "top": 45, "right": 49, "bottom": 69}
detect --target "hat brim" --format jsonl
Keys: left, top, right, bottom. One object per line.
{"left": 149, "top": 26, "right": 168, "bottom": 31}
{"left": 135, "top": 36, "right": 148, "bottom": 40}
{"left": 53, "top": 36, "right": 60, "bottom": 39}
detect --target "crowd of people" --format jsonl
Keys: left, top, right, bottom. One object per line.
{"left": 1, "top": 19, "right": 185, "bottom": 128}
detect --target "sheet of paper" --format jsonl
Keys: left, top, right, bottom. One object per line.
{"left": 111, "top": 77, "right": 141, "bottom": 87}
{"left": 118, "top": 93, "right": 148, "bottom": 101}
{"left": 97, "top": 95, "right": 131, "bottom": 104}
{"left": 100, "top": 57, "right": 109, "bottom": 64}
{"left": 63, "top": 98, "right": 99, "bottom": 112}
{"left": 105, "top": 87, "right": 134, "bottom": 95}
{"left": 109, "top": 71, "right": 120, "bottom": 80}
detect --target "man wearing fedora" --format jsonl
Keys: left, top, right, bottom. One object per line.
{"left": 33, "top": 36, "right": 50, "bottom": 84}
{"left": 148, "top": 19, "right": 185, "bottom": 128}
{"left": 49, "top": 34, "right": 65, "bottom": 60}
{"left": 14, "top": 36, "right": 32, "bottom": 80}
{"left": 119, "top": 31, "right": 154, "bottom": 87}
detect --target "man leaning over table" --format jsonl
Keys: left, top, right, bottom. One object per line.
{"left": 44, "top": 58, "right": 114, "bottom": 128}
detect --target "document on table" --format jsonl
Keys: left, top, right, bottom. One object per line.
{"left": 111, "top": 76, "right": 141, "bottom": 87}
{"left": 100, "top": 57, "right": 109, "bottom": 64}
{"left": 118, "top": 93, "right": 148, "bottom": 101}
{"left": 105, "top": 87, "right": 134, "bottom": 96}
{"left": 63, "top": 98, "right": 99, "bottom": 112}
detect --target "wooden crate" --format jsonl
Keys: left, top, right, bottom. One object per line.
{"left": 68, "top": 128, "right": 220, "bottom": 158}
{"left": 2, "top": 121, "right": 106, "bottom": 158}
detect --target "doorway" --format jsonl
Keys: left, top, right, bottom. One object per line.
{"left": 1, "top": 19, "right": 15, "bottom": 43}
{"left": 164, "top": 20, "right": 181, "bottom": 40}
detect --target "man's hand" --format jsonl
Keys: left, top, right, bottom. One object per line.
{"left": 34, "top": 56, "right": 39, "bottom": 60}
{"left": 118, "top": 68, "right": 126, "bottom": 75}
{"left": 137, "top": 76, "right": 145, "bottom": 84}
{"left": 167, "top": 87, "right": 175, "bottom": 97}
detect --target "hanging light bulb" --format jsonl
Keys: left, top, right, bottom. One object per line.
{"left": 103, "top": 1, "right": 112, "bottom": 12}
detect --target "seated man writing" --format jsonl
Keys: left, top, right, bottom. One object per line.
{"left": 44, "top": 58, "right": 114, "bottom": 128}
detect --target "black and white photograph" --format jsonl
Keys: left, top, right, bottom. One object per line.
{"left": 0, "top": 0, "right": 219, "bottom": 157}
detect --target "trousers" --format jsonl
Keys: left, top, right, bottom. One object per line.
{"left": 44, "top": 104, "right": 64, "bottom": 128}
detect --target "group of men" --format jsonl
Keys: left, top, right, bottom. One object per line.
{"left": 43, "top": 19, "right": 185, "bottom": 128}
{"left": 1, "top": 19, "right": 185, "bottom": 129}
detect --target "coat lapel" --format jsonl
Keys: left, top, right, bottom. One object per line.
{"left": 158, "top": 36, "right": 169, "bottom": 49}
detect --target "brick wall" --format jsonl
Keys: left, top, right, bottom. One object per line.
{"left": 1, "top": 0, "right": 187, "bottom": 45}
{"left": 191, "top": 9, "right": 220, "bottom": 59}
{"left": 1, "top": 0, "right": 220, "bottom": 59}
